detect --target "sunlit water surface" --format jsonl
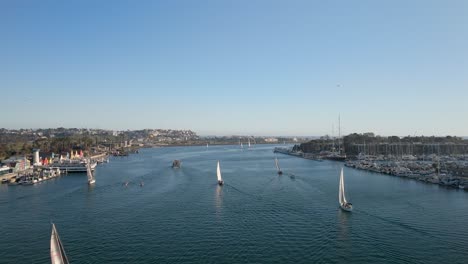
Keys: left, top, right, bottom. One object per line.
{"left": 1, "top": 145, "right": 467, "bottom": 263}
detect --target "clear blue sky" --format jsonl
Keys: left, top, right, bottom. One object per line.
{"left": 2, "top": 0, "right": 467, "bottom": 136}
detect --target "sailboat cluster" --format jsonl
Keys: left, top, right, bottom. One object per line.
{"left": 50, "top": 148, "right": 355, "bottom": 263}
{"left": 216, "top": 157, "right": 352, "bottom": 212}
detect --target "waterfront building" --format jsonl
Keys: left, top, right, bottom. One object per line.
{"left": 1, "top": 156, "right": 31, "bottom": 172}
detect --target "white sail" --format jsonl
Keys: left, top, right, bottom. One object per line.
{"left": 241, "top": 142, "right": 243, "bottom": 148}
{"left": 339, "top": 169, "right": 343, "bottom": 204}
{"left": 87, "top": 159, "right": 95, "bottom": 184}
{"left": 217, "top": 161, "right": 222, "bottom": 182}
{"left": 248, "top": 139, "right": 251, "bottom": 148}
{"left": 339, "top": 168, "right": 347, "bottom": 204}
{"left": 275, "top": 158, "right": 281, "bottom": 172}
{"left": 50, "top": 224, "right": 69, "bottom": 264}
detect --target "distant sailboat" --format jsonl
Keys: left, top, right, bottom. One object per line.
{"left": 172, "top": 159, "right": 181, "bottom": 168}
{"left": 217, "top": 161, "right": 224, "bottom": 185}
{"left": 50, "top": 223, "right": 69, "bottom": 264}
{"left": 275, "top": 157, "right": 283, "bottom": 175}
{"left": 206, "top": 143, "right": 209, "bottom": 148}
{"left": 240, "top": 141, "right": 243, "bottom": 149}
{"left": 86, "top": 159, "right": 95, "bottom": 185}
{"left": 248, "top": 138, "right": 251, "bottom": 148}
{"left": 339, "top": 168, "right": 352, "bottom": 212}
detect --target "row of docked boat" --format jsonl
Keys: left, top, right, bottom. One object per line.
{"left": 345, "top": 159, "right": 467, "bottom": 189}
{"left": 7, "top": 168, "right": 62, "bottom": 186}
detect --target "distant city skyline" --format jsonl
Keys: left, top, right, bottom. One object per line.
{"left": 2, "top": 1, "right": 467, "bottom": 136}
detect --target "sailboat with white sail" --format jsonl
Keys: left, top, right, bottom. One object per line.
{"left": 50, "top": 223, "right": 69, "bottom": 264}
{"left": 275, "top": 157, "right": 283, "bottom": 175}
{"left": 217, "top": 160, "right": 224, "bottom": 185}
{"left": 86, "top": 159, "right": 95, "bottom": 185}
{"left": 339, "top": 168, "right": 352, "bottom": 212}
{"left": 248, "top": 138, "right": 251, "bottom": 148}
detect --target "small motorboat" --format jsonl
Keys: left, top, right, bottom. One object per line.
{"left": 172, "top": 160, "right": 181, "bottom": 168}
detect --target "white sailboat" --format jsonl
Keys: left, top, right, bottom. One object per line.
{"left": 248, "top": 138, "right": 251, "bottom": 148}
{"left": 50, "top": 223, "right": 69, "bottom": 264}
{"left": 275, "top": 157, "right": 283, "bottom": 175}
{"left": 217, "top": 160, "right": 224, "bottom": 185}
{"left": 86, "top": 159, "right": 95, "bottom": 185}
{"left": 339, "top": 168, "right": 352, "bottom": 212}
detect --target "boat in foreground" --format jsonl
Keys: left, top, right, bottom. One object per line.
{"left": 217, "top": 161, "right": 224, "bottom": 185}
{"left": 339, "top": 168, "right": 353, "bottom": 212}
{"left": 50, "top": 223, "right": 69, "bottom": 264}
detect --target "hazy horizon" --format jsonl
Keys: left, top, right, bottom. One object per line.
{"left": 1, "top": 126, "right": 467, "bottom": 139}
{"left": 2, "top": 1, "right": 467, "bottom": 136}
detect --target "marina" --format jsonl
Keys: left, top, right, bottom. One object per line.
{"left": 274, "top": 147, "right": 468, "bottom": 191}
{"left": 1, "top": 145, "right": 468, "bottom": 263}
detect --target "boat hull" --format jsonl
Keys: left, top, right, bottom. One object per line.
{"left": 172, "top": 160, "right": 181, "bottom": 168}
{"left": 340, "top": 204, "right": 353, "bottom": 212}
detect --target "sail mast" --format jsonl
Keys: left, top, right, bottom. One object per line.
{"left": 217, "top": 161, "right": 222, "bottom": 182}
{"left": 339, "top": 169, "right": 343, "bottom": 204}
{"left": 50, "top": 223, "right": 69, "bottom": 264}
{"left": 340, "top": 168, "right": 348, "bottom": 204}
{"left": 86, "top": 159, "right": 94, "bottom": 182}
{"left": 338, "top": 114, "right": 341, "bottom": 154}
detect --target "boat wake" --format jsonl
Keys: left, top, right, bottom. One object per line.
{"left": 224, "top": 183, "right": 262, "bottom": 200}
{"left": 356, "top": 209, "right": 437, "bottom": 238}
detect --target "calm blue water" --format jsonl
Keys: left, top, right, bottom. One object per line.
{"left": 1, "top": 145, "right": 467, "bottom": 263}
